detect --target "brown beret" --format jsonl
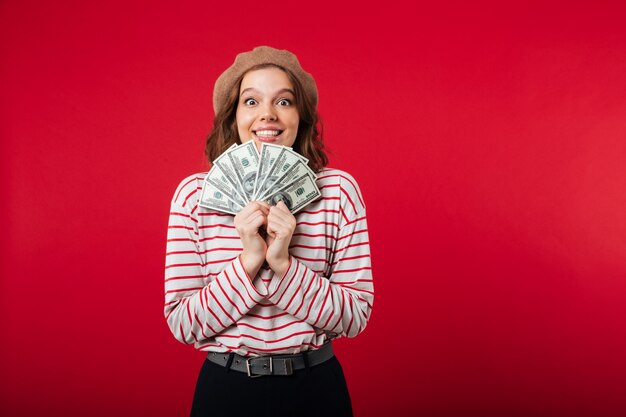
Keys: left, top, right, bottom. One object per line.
{"left": 213, "top": 46, "right": 318, "bottom": 115}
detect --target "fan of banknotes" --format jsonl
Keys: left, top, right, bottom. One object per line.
{"left": 199, "top": 141, "right": 322, "bottom": 215}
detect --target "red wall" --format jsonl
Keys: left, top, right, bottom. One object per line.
{"left": 2, "top": 1, "right": 625, "bottom": 416}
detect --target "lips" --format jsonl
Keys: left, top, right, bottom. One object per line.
{"left": 252, "top": 129, "right": 283, "bottom": 142}
{"left": 253, "top": 129, "right": 283, "bottom": 137}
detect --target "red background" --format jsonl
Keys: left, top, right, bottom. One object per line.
{"left": 1, "top": 1, "right": 626, "bottom": 416}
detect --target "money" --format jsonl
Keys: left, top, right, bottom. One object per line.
{"left": 200, "top": 142, "right": 321, "bottom": 214}
{"left": 204, "top": 164, "right": 247, "bottom": 207}
{"left": 256, "top": 159, "right": 316, "bottom": 201}
{"left": 253, "top": 143, "right": 289, "bottom": 200}
{"left": 199, "top": 181, "right": 243, "bottom": 215}
{"left": 226, "top": 141, "right": 260, "bottom": 201}
{"left": 213, "top": 146, "right": 245, "bottom": 194}
{"left": 253, "top": 146, "right": 305, "bottom": 201}
{"left": 261, "top": 173, "right": 321, "bottom": 214}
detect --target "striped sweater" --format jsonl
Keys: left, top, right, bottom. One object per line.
{"left": 164, "top": 168, "right": 373, "bottom": 357}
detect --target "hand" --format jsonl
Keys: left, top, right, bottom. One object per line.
{"left": 265, "top": 201, "right": 297, "bottom": 277}
{"left": 234, "top": 201, "right": 269, "bottom": 279}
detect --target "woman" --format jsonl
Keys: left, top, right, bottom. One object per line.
{"left": 164, "top": 46, "right": 373, "bottom": 417}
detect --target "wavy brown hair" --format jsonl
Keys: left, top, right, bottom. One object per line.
{"left": 205, "top": 64, "right": 328, "bottom": 172}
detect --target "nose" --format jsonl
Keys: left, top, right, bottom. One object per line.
{"left": 259, "top": 103, "right": 277, "bottom": 121}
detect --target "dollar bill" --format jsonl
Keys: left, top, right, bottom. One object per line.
{"left": 204, "top": 164, "right": 247, "bottom": 208}
{"left": 253, "top": 146, "right": 305, "bottom": 201}
{"left": 204, "top": 142, "right": 321, "bottom": 214}
{"left": 213, "top": 145, "right": 248, "bottom": 203}
{"left": 256, "top": 159, "right": 316, "bottom": 201}
{"left": 199, "top": 180, "right": 243, "bottom": 215}
{"left": 253, "top": 143, "right": 288, "bottom": 200}
{"left": 262, "top": 173, "right": 321, "bottom": 214}
{"left": 226, "top": 140, "right": 260, "bottom": 201}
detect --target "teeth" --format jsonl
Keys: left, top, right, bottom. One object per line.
{"left": 255, "top": 130, "right": 280, "bottom": 137}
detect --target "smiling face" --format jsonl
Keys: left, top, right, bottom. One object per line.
{"left": 236, "top": 67, "right": 300, "bottom": 151}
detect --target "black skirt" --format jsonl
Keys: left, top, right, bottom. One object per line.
{"left": 189, "top": 354, "right": 353, "bottom": 417}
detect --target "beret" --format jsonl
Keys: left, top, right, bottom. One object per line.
{"left": 213, "top": 46, "right": 318, "bottom": 115}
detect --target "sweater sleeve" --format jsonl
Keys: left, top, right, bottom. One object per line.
{"left": 164, "top": 191, "right": 269, "bottom": 345}
{"left": 265, "top": 176, "right": 374, "bottom": 338}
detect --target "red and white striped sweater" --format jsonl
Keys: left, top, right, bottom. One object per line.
{"left": 164, "top": 168, "right": 373, "bottom": 357}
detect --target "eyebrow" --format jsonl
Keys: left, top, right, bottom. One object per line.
{"left": 239, "top": 87, "right": 296, "bottom": 97}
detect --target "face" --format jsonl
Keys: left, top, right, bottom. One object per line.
{"left": 236, "top": 67, "right": 300, "bottom": 151}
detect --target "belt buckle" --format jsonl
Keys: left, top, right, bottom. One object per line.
{"left": 246, "top": 356, "right": 272, "bottom": 378}
{"left": 283, "top": 358, "right": 293, "bottom": 375}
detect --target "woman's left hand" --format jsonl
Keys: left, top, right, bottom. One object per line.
{"left": 265, "top": 201, "right": 297, "bottom": 277}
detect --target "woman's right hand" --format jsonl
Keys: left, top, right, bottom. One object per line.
{"left": 234, "top": 201, "right": 270, "bottom": 279}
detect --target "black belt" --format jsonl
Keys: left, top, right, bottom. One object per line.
{"left": 206, "top": 342, "right": 334, "bottom": 377}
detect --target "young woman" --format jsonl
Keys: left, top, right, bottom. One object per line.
{"left": 164, "top": 46, "right": 373, "bottom": 417}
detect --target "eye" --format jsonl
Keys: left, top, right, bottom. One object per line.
{"left": 243, "top": 98, "right": 257, "bottom": 106}
{"left": 277, "top": 98, "right": 292, "bottom": 106}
